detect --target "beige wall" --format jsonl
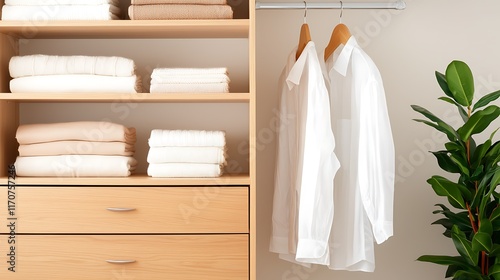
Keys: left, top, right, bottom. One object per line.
{"left": 256, "top": 0, "right": 500, "bottom": 279}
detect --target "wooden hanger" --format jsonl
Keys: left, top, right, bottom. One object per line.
{"left": 324, "top": 1, "right": 351, "bottom": 61}
{"left": 296, "top": 1, "right": 311, "bottom": 60}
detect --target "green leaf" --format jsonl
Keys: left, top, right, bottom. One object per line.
{"left": 453, "top": 270, "right": 487, "bottom": 280}
{"left": 457, "top": 105, "right": 500, "bottom": 142}
{"left": 436, "top": 71, "right": 454, "bottom": 98}
{"left": 450, "top": 154, "right": 470, "bottom": 177}
{"left": 413, "top": 119, "right": 458, "bottom": 142}
{"left": 470, "top": 165, "right": 485, "bottom": 181}
{"left": 490, "top": 207, "right": 500, "bottom": 222}
{"left": 439, "top": 96, "right": 469, "bottom": 122}
{"left": 472, "top": 232, "right": 492, "bottom": 253}
{"left": 489, "top": 264, "right": 500, "bottom": 280}
{"left": 471, "top": 140, "right": 492, "bottom": 169}
{"left": 446, "top": 60, "right": 474, "bottom": 107}
{"left": 446, "top": 141, "right": 466, "bottom": 152}
{"left": 489, "top": 244, "right": 500, "bottom": 257}
{"left": 474, "top": 90, "right": 500, "bottom": 112}
{"left": 417, "top": 255, "right": 470, "bottom": 266}
{"left": 432, "top": 151, "right": 461, "bottom": 173}
{"left": 428, "top": 176, "right": 467, "bottom": 209}
{"left": 452, "top": 226, "right": 479, "bottom": 265}
{"left": 478, "top": 218, "right": 493, "bottom": 235}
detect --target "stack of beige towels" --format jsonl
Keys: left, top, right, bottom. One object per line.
{"left": 129, "top": 0, "right": 233, "bottom": 20}
{"left": 147, "top": 130, "right": 227, "bottom": 177}
{"left": 14, "top": 121, "right": 137, "bottom": 177}
{"left": 9, "top": 55, "right": 142, "bottom": 93}
{"left": 150, "top": 68, "right": 230, "bottom": 93}
{"left": 1, "top": 0, "right": 120, "bottom": 20}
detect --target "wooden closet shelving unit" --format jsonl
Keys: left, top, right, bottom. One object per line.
{"left": 0, "top": 2, "right": 256, "bottom": 280}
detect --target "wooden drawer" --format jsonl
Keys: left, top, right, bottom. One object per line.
{"left": 0, "top": 186, "right": 248, "bottom": 233}
{"left": 0, "top": 234, "right": 249, "bottom": 280}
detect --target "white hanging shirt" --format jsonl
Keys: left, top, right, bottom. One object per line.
{"left": 270, "top": 41, "right": 340, "bottom": 264}
{"left": 323, "top": 36, "right": 395, "bottom": 272}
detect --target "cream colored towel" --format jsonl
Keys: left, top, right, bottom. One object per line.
{"left": 147, "top": 163, "right": 223, "bottom": 178}
{"left": 5, "top": 0, "right": 119, "bottom": 6}
{"left": 2, "top": 5, "right": 120, "bottom": 20}
{"left": 19, "top": 141, "right": 135, "bottom": 157}
{"left": 132, "top": 0, "right": 226, "bottom": 5}
{"left": 147, "top": 146, "right": 226, "bottom": 164}
{"left": 128, "top": 4, "right": 233, "bottom": 20}
{"left": 150, "top": 83, "right": 229, "bottom": 93}
{"left": 14, "top": 155, "right": 137, "bottom": 177}
{"left": 151, "top": 74, "right": 230, "bottom": 84}
{"left": 10, "top": 75, "right": 142, "bottom": 93}
{"left": 10, "top": 55, "right": 136, "bottom": 78}
{"left": 148, "top": 130, "right": 225, "bottom": 147}
{"left": 152, "top": 68, "right": 228, "bottom": 77}
{"left": 16, "top": 121, "right": 136, "bottom": 145}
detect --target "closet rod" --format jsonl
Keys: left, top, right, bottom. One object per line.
{"left": 255, "top": 0, "right": 406, "bottom": 10}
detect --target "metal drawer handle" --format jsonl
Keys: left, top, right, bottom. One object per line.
{"left": 106, "top": 260, "right": 136, "bottom": 264}
{"left": 106, "top": 207, "right": 136, "bottom": 212}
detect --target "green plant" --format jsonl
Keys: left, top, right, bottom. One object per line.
{"left": 412, "top": 60, "right": 500, "bottom": 280}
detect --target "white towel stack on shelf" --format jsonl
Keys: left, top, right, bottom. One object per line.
{"left": 14, "top": 121, "right": 138, "bottom": 177}
{"left": 9, "top": 55, "right": 142, "bottom": 93}
{"left": 150, "top": 68, "right": 230, "bottom": 93}
{"left": 1, "top": 0, "right": 121, "bottom": 20}
{"left": 147, "top": 129, "right": 227, "bottom": 178}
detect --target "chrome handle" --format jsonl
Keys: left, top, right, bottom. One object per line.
{"left": 106, "top": 207, "right": 136, "bottom": 212}
{"left": 106, "top": 260, "right": 136, "bottom": 264}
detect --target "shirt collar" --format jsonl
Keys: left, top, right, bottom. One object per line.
{"left": 286, "top": 41, "right": 315, "bottom": 89}
{"left": 333, "top": 36, "right": 357, "bottom": 77}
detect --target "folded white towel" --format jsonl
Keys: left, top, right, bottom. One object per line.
{"left": 149, "top": 130, "right": 226, "bottom": 148}
{"left": 19, "top": 141, "right": 135, "bottom": 157}
{"left": 14, "top": 155, "right": 137, "bottom": 177}
{"left": 151, "top": 68, "right": 228, "bottom": 78}
{"left": 10, "top": 75, "right": 141, "bottom": 93}
{"left": 5, "top": 0, "right": 119, "bottom": 6}
{"left": 151, "top": 74, "right": 230, "bottom": 85}
{"left": 150, "top": 83, "right": 229, "bottom": 93}
{"left": 10, "top": 55, "right": 136, "bottom": 78}
{"left": 16, "top": 121, "right": 136, "bottom": 145}
{"left": 1, "top": 5, "right": 120, "bottom": 20}
{"left": 147, "top": 163, "right": 223, "bottom": 178}
{"left": 147, "top": 146, "right": 226, "bottom": 164}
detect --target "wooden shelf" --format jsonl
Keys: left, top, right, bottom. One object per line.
{"left": 0, "top": 20, "right": 249, "bottom": 39}
{"left": 0, "top": 92, "right": 250, "bottom": 103}
{"left": 3, "top": 173, "right": 250, "bottom": 186}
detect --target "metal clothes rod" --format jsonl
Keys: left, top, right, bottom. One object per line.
{"left": 255, "top": 0, "right": 406, "bottom": 10}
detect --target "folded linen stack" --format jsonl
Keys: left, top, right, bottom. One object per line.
{"left": 128, "top": 0, "right": 233, "bottom": 20}
{"left": 14, "top": 121, "right": 138, "bottom": 177}
{"left": 150, "top": 68, "right": 230, "bottom": 93}
{"left": 9, "top": 55, "right": 142, "bottom": 93}
{"left": 147, "top": 129, "right": 227, "bottom": 178}
{"left": 1, "top": 0, "right": 121, "bottom": 21}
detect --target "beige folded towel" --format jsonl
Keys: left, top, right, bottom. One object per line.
{"left": 19, "top": 141, "right": 135, "bottom": 157}
{"left": 16, "top": 121, "right": 136, "bottom": 145}
{"left": 14, "top": 155, "right": 137, "bottom": 177}
{"left": 128, "top": 4, "right": 233, "bottom": 20}
{"left": 147, "top": 163, "right": 223, "bottom": 178}
{"left": 132, "top": 0, "right": 227, "bottom": 4}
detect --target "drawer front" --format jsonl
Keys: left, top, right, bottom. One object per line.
{"left": 0, "top": 186, "right": 248, "bottom": 233}
{"left": 0, "top": 234, "right": 249, "bottom": 280}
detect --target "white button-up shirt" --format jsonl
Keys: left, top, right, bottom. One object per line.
{"left": 270, "top": 41, "right": 340, "bottom": 264}
{"left": 324, "top": 36, "right": 395, "bottom": 272}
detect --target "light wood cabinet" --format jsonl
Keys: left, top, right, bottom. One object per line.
{"left": 0, "top": 0, "right": 256, "bottom": 278}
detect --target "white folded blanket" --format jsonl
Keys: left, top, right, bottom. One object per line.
{"left": 10, "top": 55, "right": 136, "bottom": 78}
{"left": 147, "top": 163, "right": 223, "bottom": 178}
{"left": 1, "top": 5, "right": 120, "bottom": 20}
{"left": 19, "top": 141, "right": 135, "bottom": 157}
{"left": 150, "top": 83, "right": 229, "bottom": 93}
{"left": 149, "top": 130, "right": 226, "bottom": 148}
{"left": 16, "top": 121, "right": 136, "bottom": 145}
{"left": 10, "top": 75, "right": 141, "bottom": 93}
{"left": 151, "top": 74, "right": 230, "bottom": 84}
{"left": 5, "top": 0, "right": 119, "bottom": 6}
{"left": 14, "top": 155, "right": 137, "bottom": 177}
{"left": 152, "top": 68, "right": 228, "bottom": 78}
{"left": 147, "top": 146, "right": 226, "bottom": 164}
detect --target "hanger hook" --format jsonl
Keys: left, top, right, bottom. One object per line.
{"left": 339, "top": 1, "right": 343, "bottom": 23}
{"left": 303, "top": 1, "right": 307, "bottom": 23}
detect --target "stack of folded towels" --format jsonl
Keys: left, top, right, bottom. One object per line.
{"left": 147, "top": 130, "right": 227, "bottom": 178}
{"left": 128, "top": 0, "right": 233, "bottom": 20}
{"left": 150, "top": 68, "right": 230, "bottom": 93}
{"left": 14, "top": 121, "right": 137, "bottom": 177}
{"left": 9, "top": 55, "right": 142, "bottom": 93}
{"left": 1, "top": 0, "right": 121, "bottom": 21}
